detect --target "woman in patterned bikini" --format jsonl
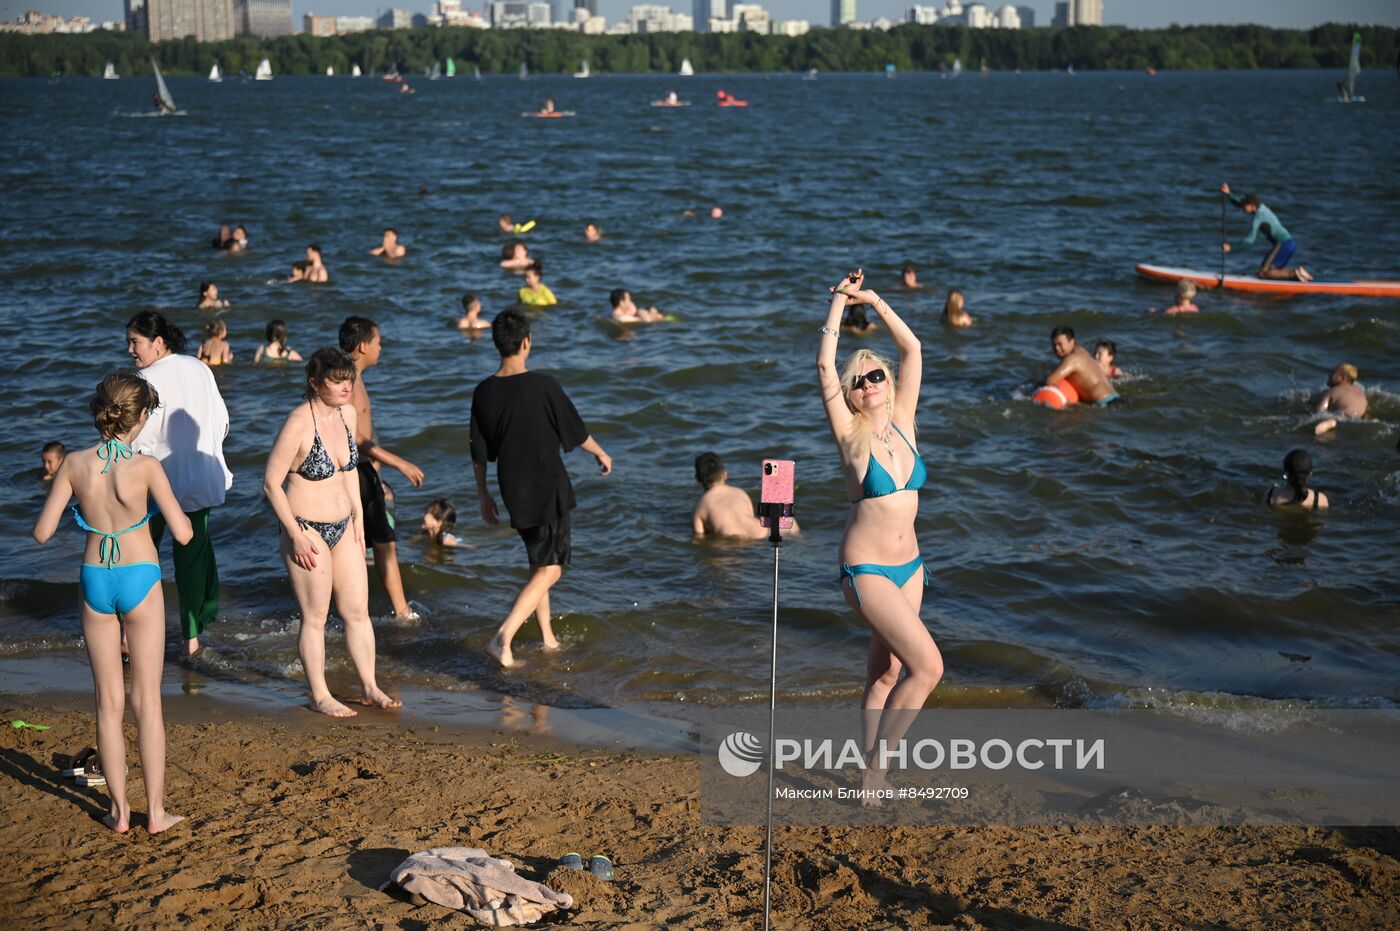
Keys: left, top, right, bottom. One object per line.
{"left": 263, "top": 348, "right": 401, "bottom": 717}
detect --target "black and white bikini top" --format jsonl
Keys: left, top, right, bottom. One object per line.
{"left": 296, "top": 401, "right": 358, "bottom": 481}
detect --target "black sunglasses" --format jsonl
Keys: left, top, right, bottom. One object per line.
{"left": 852, "top": 369, "right": 887, "bottom": 391}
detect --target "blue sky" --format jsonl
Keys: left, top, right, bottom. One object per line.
{"left": 10, "top": 0, "right": 1400, "bottom": 30}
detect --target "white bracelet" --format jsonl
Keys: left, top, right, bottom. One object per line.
{"left": 819, "top": 326, "right": 839, "bottom": 337}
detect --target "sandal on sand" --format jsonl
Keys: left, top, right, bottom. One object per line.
{"left": 62, "top": 747, "right": 97, "bottom": 779}
{"left": 588, "top": 855, "right": 614, "bottom": 881}
{"left": 75, "top": 755, "right": 127, "bottom": 788}
{"left": 557, "top": 852, "right": 584, "bottom": 871}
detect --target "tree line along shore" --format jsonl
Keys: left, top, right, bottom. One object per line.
{"left": 2, "top": 22, "right": 1396, "bottom": 79}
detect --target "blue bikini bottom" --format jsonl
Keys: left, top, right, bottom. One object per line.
{"left": 80, "top": 562, "right": 161, "bottom": 616}
{"left": 840, "top": 555, "right": 927, "bottom": 606}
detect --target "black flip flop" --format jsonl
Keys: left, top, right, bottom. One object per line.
{"left": 62, "top": 747, "right": 96, "bottom": 779}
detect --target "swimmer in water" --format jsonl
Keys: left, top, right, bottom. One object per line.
{"left": 901, "top": 264, "right": 923, "bottom": 290}
{"left": 517, "top": 261, "right": 557, "bottom": 307}
{"left": 1314, "top": 363, "right": 1367, "bottom": 435}
{"left": 691, "top": 452, "right": 797, "bottom": 539}
{"left": 498, "top": 213, "right": 516, "bottom": 234}
{"left": 422, "top": 499, "right": 460, "bottom": 546}
{"left": 1161, "top": 280, "right": 1199, "bottom": 315}
{"left": 1094, "top": 340, "right": 1124, "bottom": 379}
{"left": 304, "top": 244, "right": 329, "bottom": 283}
{"left": 457, "top": 293, "right": 491, "bottom": 331}
{"left": 584, "top": 222, "right": 602, "bottom": 242}
{"left": 369, "top": 228, "right": 406, "bottom": 260}
{"left": 196, "top": 318, "right": 232, "bottom": 367}
{"left": 841, "top": 303, "right": 878, "bottom": 335}
{"left": 500, "top": 239, "right": 532, "bottom": 272}
{"left": 40, "top": 440, "right": 65, "bottom": 482}
{"left": 541, "top": 97, "right": 556, "bottom": 114}
{"left": 941, "top": 290, "right": 973, "bottom": 328}
{"left": 197, "top": 281, "right": 229, "bottom": 310}
{"left": 253, "top": 319, "right": 303, "bottom": 364}
{"left": 287, "top": 259, "right": 309, "bottom": 283}
{"left": 212, "top": 225, "right": 232, "bottom": 250}
{"left": 229, "top": 225, "right": 248, "bottom": 253}
{"left": 609, "top": 288, "right": 663, "bottom": 323}
{"left": 1266, "top": 449, "right": 1329, "bottom": 509}
{"left": 710, "top": 206, "right": 724, "bottom": 219}
{"left": 1044, "top": 327, "right": 1118, "bottom": 405}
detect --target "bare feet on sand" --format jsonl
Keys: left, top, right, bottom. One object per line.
{"left": 359, "top": 688, "right": 402, "bottom": 709}
{"left": 861, "top": 768, "right": 893, "bottom": 808}
{"left": 310, "top": 696, "right": 358, "bottom": 717}
{"left": 102, "top": 810, "right": 130, "bottom": 834}
{"left": 146, "top": 811, "right": 185, "bottom": 835}
{"left": 486, "top": 634, "right": 517, "bottom": 669}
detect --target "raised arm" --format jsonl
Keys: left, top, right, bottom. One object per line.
{"left": 818, "top": 271, "right": 857, "bottom": 438}
{"left": 843, "top": 284, "right": 922, "bottom": 427}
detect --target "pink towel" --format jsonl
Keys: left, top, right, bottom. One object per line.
{"left": 385, "top": 846, "right": 573, "bottom": 926}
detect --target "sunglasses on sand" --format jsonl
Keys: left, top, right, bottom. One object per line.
{"left": 851, "top": 369, "right": 887, "bottom": 391}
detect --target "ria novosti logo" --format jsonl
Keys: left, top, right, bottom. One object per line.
{"left": 718, "top": 731, "right": 765, "bottom": 777}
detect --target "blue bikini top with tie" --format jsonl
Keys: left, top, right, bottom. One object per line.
{"left": 859, "top": 424, "right": 927, "bottom": 500}
{"left": 72, "top": 438, "right": 155, "bottom": 567}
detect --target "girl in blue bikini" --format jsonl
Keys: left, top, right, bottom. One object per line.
{"left": 818, "top": 269, "right": 944, "bottom": 799}
{"left": 263, "top": 348, "right": 401, "bottom": 718}
{"left": 33, "top": 371, "right": 192, "bottom": 835}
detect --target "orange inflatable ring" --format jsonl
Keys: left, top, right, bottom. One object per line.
{"left": 1032, "top": 380, "right": 1080, "bottom": 410}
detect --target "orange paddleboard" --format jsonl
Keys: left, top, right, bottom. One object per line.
{"left": 1136, "top": 264, "right": 1400, "bottom": 299}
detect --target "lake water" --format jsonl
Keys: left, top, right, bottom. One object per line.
{"left": 1, "top": 69, "right": 1397, "bottom": 725}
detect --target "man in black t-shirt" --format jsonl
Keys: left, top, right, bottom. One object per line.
{"left": 470, "top": 309, "right": 612, "bottom": 668}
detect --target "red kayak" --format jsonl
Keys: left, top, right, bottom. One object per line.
{"left": 1136, "top": 264, "right": 1400, "bottom": 299}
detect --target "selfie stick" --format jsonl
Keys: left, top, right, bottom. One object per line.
{"left": 755, "top": 499, "right": 792, "bottom": 931}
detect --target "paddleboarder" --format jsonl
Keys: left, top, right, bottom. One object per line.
{"left": 1220, "top": 183, "right": 1313, "bottom": 282}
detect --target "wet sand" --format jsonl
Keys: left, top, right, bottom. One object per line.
{"left": 3, "top": 695, "right": 1397, "bottom": 929}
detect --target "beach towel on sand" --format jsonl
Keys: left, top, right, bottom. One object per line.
{"left": 384, "top": 846, "right": 573, "bottom": 926}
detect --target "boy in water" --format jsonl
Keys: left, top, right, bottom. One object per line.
{"left": 691, "top": 452, "right": 797, "bottom": 539}
{"left": 1314, "top": 363, "right": 1367, "bottom": 435}
{"left": 369, "top": 228, "right": 406, "bottom": 260}
{"left": 40, "top": 441, "right": 65, "bottom": 481}
{"left": 1221, "top": 183, "right": 1313, "bottom": 282}
{"left": 457, "top": 293, "right": 490, "bottom": 331}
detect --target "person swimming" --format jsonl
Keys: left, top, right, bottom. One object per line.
{"left": 500, "top": 239, "right": 532, "bottom": 272}
{"left": 1266, "top": 449, "right": 1329, "bottom": 509}
{"left": 421, "top": 499, "right": 460, "bottom": 546}
{"left": 1043, "top": 327, "right": 1119, "bottom": 406}
{"left": 1161, "top": 280, "right": 1199, "bottom": 315}
{"left": 40, "top": 440, "right": 65, "bottom": 481}
{"left": 517, "top": 261, "right": 557, "bottom": 307}
{"left": 196, "top": 318, "right": 232, "bottom": 367}
{"left": 197, "top": 281, "right": 229, "bottom": 310}
{"left": 584, "top": 222, "right": 602, "bottom": 242}
{"left": 1314, "top": 363, "right": 1367, "bottom": 435}
{"left": 1094, "top": 340, "right": 1124, "bottom": 379}
{"left": 303, "top": 244, "right": 329, "bottom": 283}
{"left": 457, "top": 293, "right": 491, "bottom": 331}
{"left": 840, "top": 303, "right": 877, "bottom": 335}
{"left": 609, "top": 288, "right": 663, "bottom": 323}
{"left": 901, "top": 264, "right": 923, "bottom": 290}
{"left": 941, "top": 290, "right": 973, "bottom": 328}
{"left": 369, "top": 228, "right": 406, "bottom": 260}
{"left": 254, "top": 320, "right": 303, "bottom": 364}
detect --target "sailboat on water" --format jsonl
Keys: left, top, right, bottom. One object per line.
{"left": 574, "top": 59, "right": 591, "bottom": 79}
{"left": 255, "top": 58, "right": 273, "bottom": 81}
{"left": 326, "top": 65, "right": 335, "bottom": 77}
{"left": 980, "top": 59, "right": 990, "bottom": 77}
{"left": 352, "top": 63, "right": 362, "bottom": 78}
{"left": 446, "top": 58, "right": 456, "bottom": 78}
{"left": 209, "top": 62, "right": 222, "bottom": 82}
{"left": 519, "top": 62, "right": 528, "bottom": 80}
{"left": 152, "top": 59, "right": 177, "bottom": 114}
{"left": 430, "top": 62, "right": 441, "bottom": 80}
{"left": 1339, "top": 31, "right": 1365, "bottom": 102}
{"left": 952, "top": 56, "right": 962, "bottom": 77}
{"left": 679, "top": 57, "right": 694, "bottom": 76}
{"left": 473, "top": 64, "right": 482, "bottom": 80}
{"left": 103, "top": 62, "right": 118, "bottom": 80}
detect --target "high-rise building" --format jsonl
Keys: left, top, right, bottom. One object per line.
{"left": 489, "top": 1, "right": 551, "bottom": 28}
{"left": 693, "top": 0, "right": 725, "bottom": 31}
{"left": 830, "top": 0, "right": 856, "bottom": 26}
{"left": 1051, "top": 1, "right": 1067, "bottom": 26}
{"left": 1072, "top": 0, "right": 1101, "bottom": 25}
{"left": 574, "top": 0, "right": 598, "bottom": 16}
{"left": 124, "top": 0, "right": 148, "bottom": 33}
{"left": 1015, "top": 4, "right": 1033, "bottom": 27}
{"left": 335, "top": 14, "right": 373, "bottom": 31}
{"left": 146, "top": 0, "right": 235, "bottom": 41}
{"left": 303, "top": 13, "right": 335, "bottom": 34}
{"left": 376, "top": 7, "right": 413, "bottom": 28}
{"left": 233, "top": 0, "right": 291, "bottom": 37}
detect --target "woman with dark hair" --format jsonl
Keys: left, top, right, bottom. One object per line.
{"left": 1266, "top": 449, "right": 1330, "bottom": 510}
{"left": 817, "top": 269, "right": 942, "bottom": 802}
{"left": 499, "top": 239, "right": 531, "bottom": 272}
{"left": 197, "top": 281, "right": 229, "bottom": 309}
{"left": 124, "top": 311, "right": 232, "bottom": 657}
{"left": 421, "top": 498, "right": 459, "bottom": 546}
{"left": 262, "top": 348, "right": 400, "bottom": 716}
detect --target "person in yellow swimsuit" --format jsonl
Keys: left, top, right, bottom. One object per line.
{"left": 517, "top": 261, "right": 557, "bottom": 307}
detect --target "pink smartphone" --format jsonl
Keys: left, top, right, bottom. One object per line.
{"left": 759, "top": 459, "right": 795, "bottom": 529}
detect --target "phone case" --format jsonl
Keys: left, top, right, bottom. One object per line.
{"left": 759, "top": 459, "right": 795, "bottom": 529}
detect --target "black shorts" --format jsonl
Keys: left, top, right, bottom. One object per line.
{"left": 357, "top": 460, "right": 397, "bottom": 546}
{"left": 516, "top": 514, "right": 571, "bottom": 568}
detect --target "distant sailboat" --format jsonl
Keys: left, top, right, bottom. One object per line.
{"left": 1341, "top": 31, "right": 1364, "bottom": 102}
{"left": 446, "top": 58, "right": 456, "bottom": 78}
{"left": 103, "top": 61, "right": 118, "bottom": 80}
{"left": 980, "top": 59, "right": 990, "bottom": 77}
{"left": 803, "top": 67, "right": 817, "bottom": 81}
{"left": 1066, "top": 63, "right": 1075, "bottom": 75}
{"left": 473, "top": 64, "right": 481, "bottom": 81}
{"left": 885, "top": 62, "right": 896, "bottom": 78}
{"left": 152, "top": 59, "right": 176, "bottom": 113}
{"left": 574, "top": 59, "right": 591, "bottom": 79}
{"left": 352, "top": 63, "right": 362, "bottom": 78}
{"left": 952, "top": 57, "right": 962, "bottom": 77}
{"left": 255, "top": 58, "right": 273, "bottom": 81}
{"left": 679, "top": 57, "right": 694, "bottom": 76}
{"left": 326, "top": 65, "right": 334, "bottom": 77}
{"left": 430, "top": 62, "right": 440, "bottom": 80}
{"left": 208, "top": 62, "right": 222, "bottom": 82}
{"left": 519, "top": 62, "right": 528, "bottom": 80}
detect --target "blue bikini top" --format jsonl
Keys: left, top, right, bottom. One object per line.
{"left": 859, "top": 424, "right": 926, "bottom": 500}
{"left": 74, "top": 438, "right": 154, "bottom": 567}
{"left": 296, "top": 400, "right": 358, "bottom": 481}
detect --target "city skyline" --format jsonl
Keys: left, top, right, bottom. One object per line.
{"left": 9, "top": 0, "right": 1400, "bottom": 31}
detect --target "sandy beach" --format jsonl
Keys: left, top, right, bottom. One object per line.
{"left": 3, "top": 694, "right": 1397, "bottom": 930}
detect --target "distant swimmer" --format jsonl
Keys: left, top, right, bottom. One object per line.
{"left": 901, "top": 263, "right": 924, "bottom": 290}
{"left": 1094, "top": 340, "right": 1124, "bottom": 379}
{"left": 229, "top": 225, "right": 248, "bottom": 253}
{"left": 1314, "top": 363, "right": 1367, "bottom": 435}
{"left": 941, "top": 289, "right": 973, "bottom": 328}
{"left": 840, "top": 303, "right": 877, "bottom": 335}
{"left": 369, "top": 227, "right": 406, "bottom": 260}
{"left": 287, "top": 259, "right": 309, "bottom": 282}
{"left": 652, "top": 90, "right": 685, "bottom": 107}
{"left": 710, "top": 206, "right": 724, "bottom": 219}
{"left": 609, "top": 288, "right": 664, "bottom": 324}
{"left": 584, "top": 222, "right": 602, "bottom": 242}
{"left": 499, "top": 213, "right": 516, "bottom": 234}
{"left": 457, "top": 293, "right": 491, "bottom": 331}
{"left": 1221, "top": 183, "right": 1313, "bottom": 282}
{"left": 692, "top": 452, "right": 797, "bottom": 539}
{"left": 253, "top": 319, "right": 303, "bottom": 364}
{"left": 304, "top": 244, "right": 329, "bottom": 283}
{"left": 421, "top": 498, "right": 460, "bottom": 547}
{"left": 212, "top": 225, "right": 233, "bottom": 250}
{"left": 197, "top": 281, "right": 229, "bottom": 310}
{"left": 1159, "top": 280, "right": 1199, "bottom": 315}
{"left": 1043, "top": 327, "right": 1119, "bottom": 406}
{"left": 541, "top": 97, "right": 556, "bottom": 114}
{"left": 518, "top": 261, "right": 557, "bottom": 307}
{"left": 500, "top": 239, "right": 532, "bottom": 272}
{"left": 40, "top": 440, "right": 65, "bottom": 482}
{"left": 1266, "top": 449, "right": 1329, "bottom": 510}
{"left": 197, "top": 318, "right": 232, "bottom": 367}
